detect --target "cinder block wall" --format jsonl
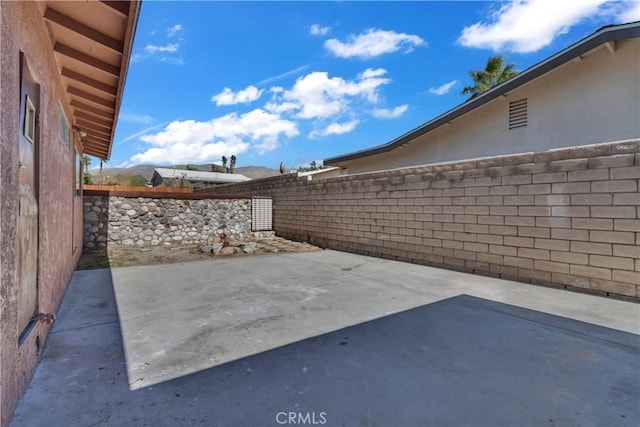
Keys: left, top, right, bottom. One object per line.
{"left": 200, "top": 140, "right": 640, "bottom": 298}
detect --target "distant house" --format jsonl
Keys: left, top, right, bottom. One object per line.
{"left": 297, "top": 167, "right": 341, "bottom": 180}
{"left": 325, "top": 22, "right": 640, "bottom": 174}
{"left": 151, "top": 167, "right": 251, "bottom": 188}
{"left": 0, "top": 1, "right": 140, "bottom": 424}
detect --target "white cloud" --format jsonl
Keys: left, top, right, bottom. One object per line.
{"left": 372, "top": 105, "right": 408, "bottom": 119}
{"left": 127, "top": 64, "right": 405, "bottom": 162}
{"left": 310, "top": 24, "right": 331, "bottom": 36}
{"left": 167, "top": 24, "right": 182, "bottom": 37}
{"left": 428, "top": 80, "right": 458, "bottom": 95}
{"left": 115, "top": 123, "right": 168, "bottom": 146}
{"left": 145, "top": 43, "right": 179, "bottom": 54}
{"left": 359, "top": 68, "right": 386, "bottom": 79}
{"left": 610, "top": 1, "right": 640, "bottom": 23}
{"left": 325, "top": 28, "right": 425, "bottom": 59}
{"left": 270, "top": 68, "right": 391, "bottom": 120}
{"left": 309, "top": 120, "right": 359, "bottom": 139}
{"left": 212, "top": 85, "right": 264, "bottom": 106}
{"left": 458, "top": 0, "right": 613, "bottom": 53}
{"left": 119, "top": 112, "right": 156, "bottom": 125}
{"left": 131, "top": 53, "right": 144, "bottom": 63}
{"left": 159, "top": 56, "right": 185, "bottom": 65}
{"left": 131, "top": 109, "right": 299, "bottom": 164}
{"left": 264, "top": 101, "right": 298, "bottom": 114}
{"left": 258, "top": 64, "right": 312, "bottom": 86}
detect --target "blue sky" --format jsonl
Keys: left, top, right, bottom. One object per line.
{"left": 109, "top": 0, "right": 639, "bottom": 169}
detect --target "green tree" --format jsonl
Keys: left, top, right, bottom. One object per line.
{"left": 186, "top": 164, "right": 199, "bottom": 171}
{"left": 297, "top": 160, "right": 326, "bottom": 172}
{"left": 462, "top": 55, "right": 517, "bottom": 99}
{"left": 221, "top": 156, "right": 228, "bottom": 173}
{"left": 81, "top": 155, "right": 93, "bottom": 184}
{"left": 229, "top": 155, "right": 236, "bottom": 173}
{"left": 127, "top": 175, "right": 148, "bottom": 186}
{"left": 99, "top": 159, "right": 107, "bottom": 183}
{"left": 211, "top": 163, "right": 225, "bottom": 173}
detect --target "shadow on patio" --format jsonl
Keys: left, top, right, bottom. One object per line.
{"left": 11, "top": 251, "right": 640, "bottom": 426}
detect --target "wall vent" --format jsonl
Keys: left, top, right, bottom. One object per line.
{"left": 252, "top": 196, "right": 273, "bottom": 231}
{"left": 508, "top": 98, "right": 527, "bottom": 129}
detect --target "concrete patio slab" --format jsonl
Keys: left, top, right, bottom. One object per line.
{"left": 11, "top": 250, "right": 640, "bottom": 426}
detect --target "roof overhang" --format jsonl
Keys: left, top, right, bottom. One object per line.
{"left": 324, "top": 21, "right": 640, "bottom": 166}
{"left": 42, "top": 0, "right": 141, "bottom": 160}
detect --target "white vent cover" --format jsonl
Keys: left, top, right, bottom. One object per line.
{"left": 509, "top": 98, "right": 527, "bottom": 130}
{"left": 252, "top": 196, "right": 273, "bottom": 231}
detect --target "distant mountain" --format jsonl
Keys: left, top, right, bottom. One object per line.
{"left": 92, "top": 164, "right": 280, "bottom": 181}
{"left": 235, "top": 166, "right": 281, "bottom": 179}
{"left": 92, "top": 164, "right": 157, "bottom": 180}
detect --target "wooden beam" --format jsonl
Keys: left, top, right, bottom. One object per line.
{"left": 82, "top": 141, "right": 108, "bottom": 151}
{"left": 605, "top": 41, "right": 616, "bottom": 54}
{"left": 83, "top": 150, "right": 109, "bottom": 160}
{"left": 71, "top": 100, "right": 113, "bottom": 117}
{"left": 83, "top": 134, "right": 110, "bottom": 145}
{"left": 75, "top": 111, "right": 113, "bottom": 127}
{"left": 54, "top": 43, "right": 120, "bottom": 77}
{"left": 61, "top": 68, "right": 116, "bottom": 96}
{"left": 82, "top": 138, "right": 109, "bottom": 154}
{"left": 76, "top": 119, "right": 112, "bottom": 134}
{"left": 68, "top": 86, "right": 115, "bottom": 108}
{"left": 82, "top": 138, "right": 108, "bottom": 148}
{"left": 44, "top": 8, "right": 123, "bottom": 53}
{"left": 83, "top": 137, "right": 110, "bottom": 148}
{"left": 82, "top": 143, "right": 109, "bottom": 155}
{"left": 82, "top": 126, "right": 112, "bottom": 139}
{"left": 100, "top": 1, "right": 130, "bottom": 17}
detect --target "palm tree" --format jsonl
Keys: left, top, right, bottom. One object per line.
{"left": 229, "top": 155, "right": 236, "bottom": 174}
{"left": 81, "top": 155, "right": 92, "bottom": 184}
{"left": 221, "top": 155, "right": 228, "bottom": 173}
{"left": 462, "top": 55, "right": 517, "bottom": 99}
{"left": 99, "top": 159, "right": 107, "bottom": 183}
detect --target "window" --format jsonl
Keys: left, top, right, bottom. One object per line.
{"left": 508, "top": 98, "right": 527, "bottom": 130}
{"left": 58, "top": 103, "right": 70, "bottom": 148}
{"left": 75, "top": 151, "right": 82, "bottom": 196}
{"left": 23, "top": 95, "right": 36, "bottom": 143}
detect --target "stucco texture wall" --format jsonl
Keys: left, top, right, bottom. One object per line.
{"left": 202, "top": 140, "right": 640, "bottom": 300}
{"left": 1, "top": 2, "right": 83, "bottom": 426}
{"left": 342, "top": 39, "right": 640, "bottom": 174}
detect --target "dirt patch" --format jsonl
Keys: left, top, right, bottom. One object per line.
{"left": 77, "top": 237, "right": 321, "bottom": 270}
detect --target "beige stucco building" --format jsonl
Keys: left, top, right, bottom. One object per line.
{"left": 325, "top": 22, "right": 640, "bottom": 174}
{"left": 0, "top": 2, "right": 139, "bottom": 425}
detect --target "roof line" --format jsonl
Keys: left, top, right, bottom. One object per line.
{"left": 324, "top": 21, "right": 640, "bottom": 165}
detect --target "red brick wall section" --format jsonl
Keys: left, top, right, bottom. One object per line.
{"left": 199, "top": 140, "right": 640, "bottom": 299}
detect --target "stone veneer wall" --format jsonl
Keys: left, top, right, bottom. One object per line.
{"left": 200, "top": 140, "right": 640, "bottom": 299}
{"left": 84, "top": 195, "right": 251, "bottom": 249}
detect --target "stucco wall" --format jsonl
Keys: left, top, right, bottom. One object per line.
{"left": 83, "top": 195, "right": 251, "bottom": 248}
{"left": 342, "top": 39, "right": 640, "bottom": 174}
{"left": 1, "top": 2, "right": 83, "bottom": 426}
{"left": 201, "top": 140, "right": 640, "bottom": 300}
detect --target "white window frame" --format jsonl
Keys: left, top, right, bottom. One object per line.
{"left": 24, "top": 95, "right": 36, "bottom": 143}
{"left": 58, "top": 102, "right": 70, "bottom": 149}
